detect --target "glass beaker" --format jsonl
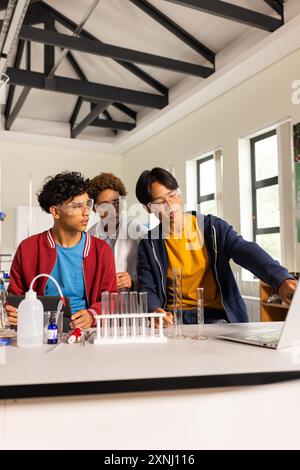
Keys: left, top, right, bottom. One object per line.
{"left": 110, "top": 292, "right": 119, "bottom": 338}
{"left": 139, "top": 291, "right": 148, "bottom": 313}
{"left": 119, "top": 291, "right": 129, "bottom": 337}
{"left": 119, "top": 291, "right": 129, "bottom": 314}
{"left": 101, "top": 291, "right": 110, "bottom": 338}
{"left": 101, "top": 291, "right": 110, "bottom": 314}
{"left": 139, "top": 291, "right": 148, "bottom": 336}
{"left": 191, "top": 287, "right": 207, "bottom": 340}
{"left": 129, "top": 291, "right": 139, "bottom": 336}
{"left": 172, "top": 266, "right": 185, "bottom": 339}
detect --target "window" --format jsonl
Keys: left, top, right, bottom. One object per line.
{"left": 197, "top": 155, "right": 217, "bottom": 215}
{"left": 250, "top": 130, "right": 281, "bottom": 261}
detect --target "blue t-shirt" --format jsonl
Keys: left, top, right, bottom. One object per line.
{"left": 45, "top": 233, "right": 87, "bottom": 313}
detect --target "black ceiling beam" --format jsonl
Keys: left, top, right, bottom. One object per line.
{"left": 129, "top": 0, "right": 215, "bottom": 65}
{"left": 44, "top": 16, "right": 55, "bottom": 75}
{"left": 83, "top": 98, "right": 137, "bottom": 121}
{"left": 63, "top": 46, "right": 134, "bottom": 134}
{"left": 103, "top": 109, "right": 112, "bottom": 121}
{"left": 20, "top": 25, "right": 214, "bottom": 78}
{"left": 60, "top": 46, "right": 86, "bottom": 130}
{"left": 4, "top": 39, "right": 25, "bottom": 121}
{"left": 6, "top": 68, "right": 169, "bottom": 109}
{"left": 66, "top": 57, "right": 117, "bottom": 135}
{"left": 90, "top": 103, "right": 118, "bottom": 136}
{"left": 63, "top": 48, "right": 131, "bottom": 136}
{"left": 110, "top": 57, "right": 168, "bottom": 95}
{"left": 5, "top": 38, "right": 32, "bottom": 131}
{"left": 0, "top": 3, "right": 48, "bottom": 40}
{"left": 5, "top": 86, "right": 31, "bottom": 130}
{"left": 70, "top": 96, "right": 83, "bottom": 130}
{"left": 71, "top": 100, "right": 111, "bottom": 139}
{"left": 26, "top": 40, "right": 31, "bottom": 70}
{"left": 23, "top": 2, "right": 48, "bottom": 26}
{"left": 112, "top": 103, "right": 137, "bottom": 121}
{"left": 62, "top": 45, "right": 135, "bottom": 126}
{"left": 62, "top": 49, "right": 88, "bottom": 130}
{"left": 263, "top": 1, "right": 284, "bottom": 19}
{"left": 90, "top": 119, "right": 136, "bottom": 131}
{"left": 102, "top": 110, "right": 118, "bottom": 135}
{"left": 64, "top": 50, "right": 86, "bottom": 82}
{"left": 0, "top": 0, "right": 8, "bottom": 10}
{"left": 164, "top": 0, "right": 283, "bottom": 32}
{"left": 39, "top": 1, "right": 168, "bottom": 96}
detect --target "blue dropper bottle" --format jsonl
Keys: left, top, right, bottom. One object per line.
{"left": 47, "top": 312, "right": 58, "bottom": 344}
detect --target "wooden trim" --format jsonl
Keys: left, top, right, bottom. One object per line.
{"left": 260, "top": 280, "right": 289, "bottom": 321}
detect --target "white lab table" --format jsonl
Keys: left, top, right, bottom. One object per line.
{"left": 1, "top": 322, "right": 300, "bottom": 449}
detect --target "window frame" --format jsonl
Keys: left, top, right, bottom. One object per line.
{"left": 196, "top": 155, "right": 215, "bottom": 211}
{"left": 250, "top": 129, "right": 280, "bottom": 243}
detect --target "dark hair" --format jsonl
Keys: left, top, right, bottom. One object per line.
{"left": 135, "top": 167, "right": 179, "bottom": 205}
{"left": 88, "top": 172, "right": 127, "bottom": 202}
{"left": 37, "top": 171, "right": 90, "bottom": 213}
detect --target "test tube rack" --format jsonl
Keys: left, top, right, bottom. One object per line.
{"left": 94, "top": 312, "right": 167, "bottom": 345}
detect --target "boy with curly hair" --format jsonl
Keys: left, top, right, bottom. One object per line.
{"left": 6, "top": 171, "right": 117, "bottom": 329}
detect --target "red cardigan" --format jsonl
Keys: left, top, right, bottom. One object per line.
{"left": 8, "top": 230, "right": 117, "bottom": 325}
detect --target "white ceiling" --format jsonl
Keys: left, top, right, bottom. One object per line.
{"left": 2, "top": 0, "right": 299, "bottom": 145}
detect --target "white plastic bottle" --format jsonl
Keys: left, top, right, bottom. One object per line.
{"left": 17, "top": 290, "right": 44, "bottom": 348}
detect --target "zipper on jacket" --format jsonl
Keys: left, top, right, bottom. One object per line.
{"left": 211, "top": 225, "right": 228, "bottom": 317}
{"left": 82, "top": 260, "right": 89, "bottom": 305}
{"left": 43, "top": 252, "right": 57, "bottom": 295}
{"left": 82, "top": 235, "right": 90, "bottom": 305}
{"left": 151, "top": 241, "right": 167, "bottom": 309}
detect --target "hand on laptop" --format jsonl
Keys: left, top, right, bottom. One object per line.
{"left": 70, "top": 310, "right": 93, "bottom": 329}
{"left": 278, "top": 278, "right": 298, "bottom": 305}
{"left": 5, "top": 304, "right": 18, "bottom": 326}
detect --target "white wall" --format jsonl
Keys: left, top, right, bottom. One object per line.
{"left": 122, "top": 47, "right": 300, "bottom": 271}
{"left": 0, "top": 141, "right": 123, "bottom": 257}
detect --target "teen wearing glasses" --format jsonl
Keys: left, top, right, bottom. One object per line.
{"left": 88, "top": 173, "right": 147, "bottom": 290}
{"left": 136, "top": 167, "right": 297, "bottom": 326}
{"left": 6, "top": 171, "right": 117, "bottom": 329}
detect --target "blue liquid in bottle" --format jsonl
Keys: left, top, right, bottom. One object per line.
{"left": 47, "top": 314, "right": 58, "bottom": 344}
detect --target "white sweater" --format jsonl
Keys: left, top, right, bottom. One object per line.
{"left": 88, "top": 215, "right": 148, "bottom": 287}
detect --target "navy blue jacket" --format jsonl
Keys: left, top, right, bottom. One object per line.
{"left": 137, "top": 213, "right": 292, "bottom": 323}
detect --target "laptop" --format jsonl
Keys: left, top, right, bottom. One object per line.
{"left": 7, "top": 295, "right": 72, "bottom": 332}
{"left": 218, "top": 282, "right": 300, "bottom": 350}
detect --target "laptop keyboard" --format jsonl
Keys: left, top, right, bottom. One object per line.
{"left": 242, "top": 331, "right": 281, "bottom": 343}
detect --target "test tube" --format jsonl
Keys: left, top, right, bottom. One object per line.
{"left": 129, "top": 291, "right": 139, "bottom": 337}
{"left": 159, "top": 314, "right": 163, "bottom": 338}
{"left": 151, "top": 315, "right": 155, "bottom": 337}
{"left": 139, "top": 291, "right": 148, "bottom": 337}
{"left": 172, "top": 267, "right": 185, "bottom": 339}
{"left": 119, "top": 291, "right": 128, "bottom": 337}
{"left": 96, "top": 316, "right": 101, "bottom": 342}
{"left": 101, "top": 291, "right": 110, "bottom": 339}
{"left": 192, "top": 287, "right": 207, "bottom": 340}
{"left": 110, "top": 292, "right": 119, "bottom": 339}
